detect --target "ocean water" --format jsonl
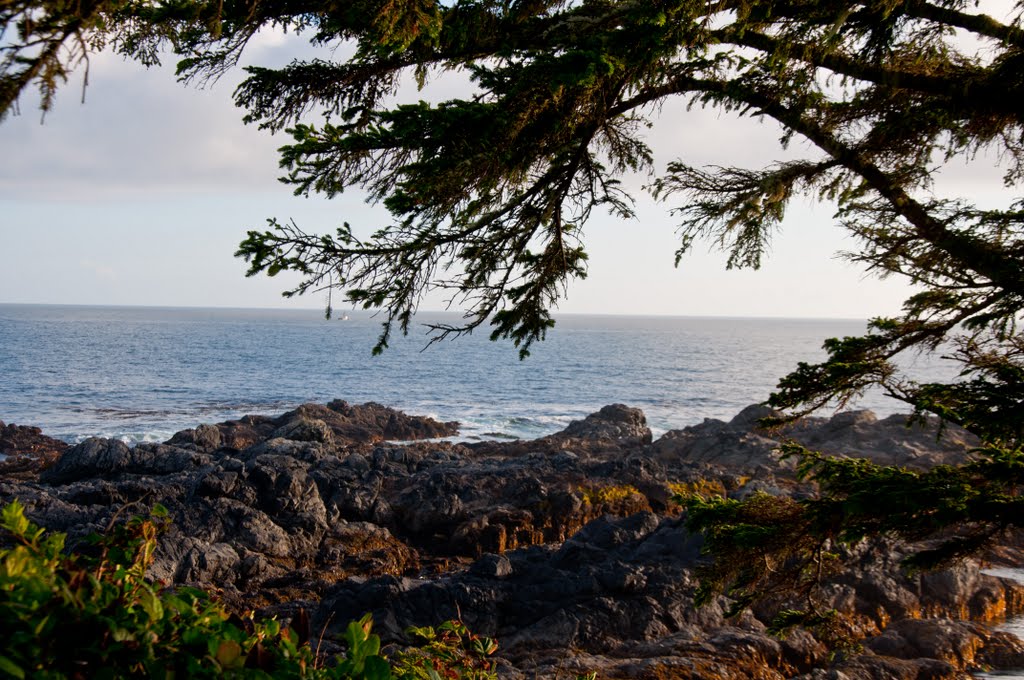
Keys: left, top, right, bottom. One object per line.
{"left": 0, "top": 304, "right": 950, "bottom": 445}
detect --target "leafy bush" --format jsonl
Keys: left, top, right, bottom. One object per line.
{"left": 391, "top": 621, "right": 498, "bottom": 680}
{"left": 0, "top": 500, "right": 500, "bottom": 679}
{"left": 666, "top": 479, "right": 726, "bottom": 501}
{"left": 578, "top": 484, "right": 642, "bottom": 506}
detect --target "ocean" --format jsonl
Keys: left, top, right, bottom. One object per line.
{"left": 0, "top": 304, "right": 952, "bottom": 445}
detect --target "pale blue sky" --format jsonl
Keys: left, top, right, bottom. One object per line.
{"left": 0, "top": 30, "right": 1013, "bottom": 319}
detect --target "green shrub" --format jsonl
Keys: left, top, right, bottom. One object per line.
{"left": 578, "top": 484, "right": 642, "bottom": 506}
{"left": 0, "top": 500, "right": 499, "bottom": 679}
{"left": 391, "top": 621, "right": 497, "bottom": 680}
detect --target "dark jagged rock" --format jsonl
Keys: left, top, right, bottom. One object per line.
{"left": 863, "top": 617, "right": 1024, "bottom": 669}
{"left": 651, "top": 405, "right": 977, "bottom": 473}
{"left": 778, "top": 409, "right": 979, "bottom": 470}
{"left": 552, "top": 404, "right": 653, "bottom": 449}
{"left": 0, "top": 401, "right": 1021, "bottom": 678}
{"left": 42, "top": 439, "right": 214, "bottom": 485}
{"left": 0, "top": 422, "right": 68, "bottom": 480}
{"left": 166, "top": 401, "right": 458, "bottom": 452}
{"left": 314, "top": 511, "right": 1024, "bottom": 679}
{"left": 0, "top": 422, "right": 69, "bottom": 458}
{"left": 466, "top": 404, "right": 653, "bottom": 460}
{"left": 4, "top": 402, "right": 665, "bottom": 608}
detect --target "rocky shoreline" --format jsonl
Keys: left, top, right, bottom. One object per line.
{"left": 2, "top": 401, "right": 1023, "bottom": 678}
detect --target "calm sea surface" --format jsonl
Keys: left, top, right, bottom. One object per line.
{"left": 0, "top": 304, "right": 951, "bottom": 445}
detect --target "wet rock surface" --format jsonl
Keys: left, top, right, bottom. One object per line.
{"left": 1, "top": 401, "right": 1021, "bottom": 678}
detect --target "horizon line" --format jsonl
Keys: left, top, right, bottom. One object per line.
{"left": 0, "top": 301, "right": 870, "bottom": 323}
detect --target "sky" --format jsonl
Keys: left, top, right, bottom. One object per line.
{"left": 0, "top": 23, "right": 1015, "bottom": 319}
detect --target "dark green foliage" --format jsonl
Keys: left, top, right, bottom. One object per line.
{"left": 683, "top": 491, "right": 827, "bottom": 616}
{"left": 5, "top": 0, "right": 1024, "bottom": 636}
{"left": 392, "top": 621, "right": 499, "bottom": 679}
{"left": 0, "top": 500, "right": 500, "bottom": 679}
{"left": 0, "top": 498, "right": 323, "bottom": 678}
{"left": 11, "top": 0, "right": 1022, "bottom": 360}
{"left": 680, "top": 441, "right": 1024, "bottom": 637}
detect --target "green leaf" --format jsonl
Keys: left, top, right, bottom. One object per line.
{"left": 363, "top": 655, "right": 393, "bottom": 680}
{"left": 138, "top": 588, "right": 164, "bottom": 621}
{"left": 215, "top": 640, "right": 243, "bottom": 668}
{"left": 0, "top": 655, "right": 25, "bottom": 679}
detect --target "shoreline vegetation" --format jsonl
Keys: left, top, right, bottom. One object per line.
{"left": 0, "top": 500, "right": 508, "bottom": 680}
{"left": 2, "top": 400, "right": 1024, "bottom": 678}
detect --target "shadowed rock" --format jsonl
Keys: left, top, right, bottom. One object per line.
{"left": 167, "top": 400, "right": 459, "bottom": 451}
{"left": 552, "top": 404, "right": 653, "bottom": 449}
{"left": 0, "top": 422, "right": 69, "bottom": 459}
{"left": 651, "top": 405, "right": 977, "bottom": 472}
{"left": 0, "top": 422, "right": 69, "bottom": 480}
{"left": 313, "top": 512, "right": 1024, "bottom": 679}
{"left": 1, "top": 401, "right": 1021, "bottom": 678}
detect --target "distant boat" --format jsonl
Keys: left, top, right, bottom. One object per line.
{"left": 340, "top": 314, "right": 350, "bottom": 321}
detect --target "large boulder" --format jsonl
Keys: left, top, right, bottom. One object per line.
{"left": 649, "top": 405, "right": 791, "bottom": 472}
{"left": 541, "top": 404, "right": 652, "bottom": 454}
{"left": 779, "top": 410, "right": 978, "bottom": 469}
{"left": 651, "top": 404, "right": 976, "bottom": 472}
{"left": 166, "top": 401, "right": 459, "bottom": 452}
{"left": 41, "top": 440, "right": 213, "bottom": 485}
{"left": 0, "top": 422, "right": 69, "bottom": 480}
{"left": 0, "top": 422, "right": 69, "bottom": 459}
